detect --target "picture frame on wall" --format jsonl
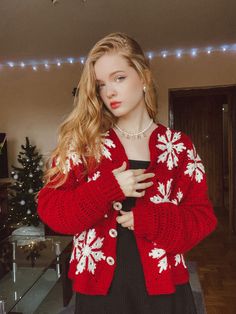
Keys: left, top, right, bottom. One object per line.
{"left": 0, "top": 133, "right": 8, "bottom": 178}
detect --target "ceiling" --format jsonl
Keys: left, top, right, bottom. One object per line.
{"left": 0, "top": 0, "right": 236, "bottom": 63}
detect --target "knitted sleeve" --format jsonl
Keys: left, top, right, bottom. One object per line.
{"left": 133, "top": 134, "right": 217, "bottom": 254}
{"left": 37, "top": 162, "right": 125, "bottom": 235}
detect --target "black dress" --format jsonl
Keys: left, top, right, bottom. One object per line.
{"left": 75, "top": 160, "right": 197, "bottom": 314}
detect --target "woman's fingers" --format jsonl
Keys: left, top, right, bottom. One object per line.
{"left": 116, "top": 212, "right": 132, "bottom": 224}
{"left": 132, "top": 190, "right": 145, "bottom": 198}
{"left": 131, "top": 168, "right": 146, "bottom": 176}
{"left": 122, "top": 220, "right": 133, "bottom": 227}
{"left": 135, "top": 181, "right": 153, "bottom": 190}
{"left": 117, "top": 211, "right": 134, "bottom": 230}
{"left": 136, "top": 172, "right": 155, "bottom": 182}
{"left": 112, "top": 161, "right": 127, "bottom": 175}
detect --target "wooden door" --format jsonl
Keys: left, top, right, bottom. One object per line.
{"left": 171, "top": 94, "right": 226, "bottom": 208}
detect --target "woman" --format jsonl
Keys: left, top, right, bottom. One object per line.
{"left": 37, "top": 32, "right": 217, "bottom": 314}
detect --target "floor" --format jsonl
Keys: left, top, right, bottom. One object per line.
{"left": 187, "top": 208, "right": 236, "bottom": 314}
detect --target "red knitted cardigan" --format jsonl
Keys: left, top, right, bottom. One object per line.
{"left": 37, "top": 124, "right": 217, "bottom": 295}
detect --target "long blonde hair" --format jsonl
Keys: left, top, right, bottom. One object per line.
{"left": 44, "top": 32, "right": 158, "bottom": 187}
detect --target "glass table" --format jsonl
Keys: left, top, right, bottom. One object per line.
{"left": 0, "top": 234, "right": 73, "bottom": 314}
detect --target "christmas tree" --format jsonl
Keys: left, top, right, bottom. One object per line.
{"left": 7, "top": 137, "right": 44, "bottom": 227}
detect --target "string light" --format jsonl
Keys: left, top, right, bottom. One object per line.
{"left": 162, "top": 52, "right": 167, "bottom": 58}
{"left": 1, "top": 42, "right": 235, "bottom": 71}
{"left": 176, "top": 51, "right": 182, "bottom": 58}
{"left": 191, "top": 49, "right": 197, "bottom": 57}
{"left": 80, "top": 57, "right": 85, "bottom": 64}
{"left": 147, "top": 52, "right": 153, "bottom": 60}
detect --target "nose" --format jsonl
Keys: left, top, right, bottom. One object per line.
{"left": 106, "top": 83, "right": 117, "bottom": 98}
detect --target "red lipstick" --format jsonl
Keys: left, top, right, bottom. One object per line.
{"left": 110, "top": 101, "right": 121, "bottom": 109}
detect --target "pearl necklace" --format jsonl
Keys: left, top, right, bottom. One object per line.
{"left": 114, "top": 119, "right": 154, "bottom": 139}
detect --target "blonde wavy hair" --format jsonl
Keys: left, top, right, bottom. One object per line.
{"left": 44, "top": 32, "right": 158, "bottom": 187}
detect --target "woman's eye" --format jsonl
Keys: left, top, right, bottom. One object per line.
{"left": 115, "top": 76, "right": 126, "bottom": 82}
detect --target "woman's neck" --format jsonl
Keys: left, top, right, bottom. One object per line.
{"left": 116, "top": 109, "right": 152, "bottom": 134}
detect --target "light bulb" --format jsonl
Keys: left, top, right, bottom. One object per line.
{"left": 177, "top": 52, "right": 182, "bottom": 58}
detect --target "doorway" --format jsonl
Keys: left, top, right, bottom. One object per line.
{"left": 169, "top": 86, "right": 236, "bottom": 233}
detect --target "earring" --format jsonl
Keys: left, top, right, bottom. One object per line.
{"left": 143, "top": 86, "right": 146, "bottom": 93}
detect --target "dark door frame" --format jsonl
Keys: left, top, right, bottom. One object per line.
{"left": 168, "top": 85, "right": 236, "bottom": 233}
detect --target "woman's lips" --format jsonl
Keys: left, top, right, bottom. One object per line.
{"left": 110, "top": 102, "right": 121, "bottom": 109}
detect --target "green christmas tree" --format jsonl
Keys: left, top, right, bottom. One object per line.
{"left": 8, "top": 137, "right": 44, "bottom": 227}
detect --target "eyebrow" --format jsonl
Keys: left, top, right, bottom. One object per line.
{"left": 96, "top": 70, "right": 125, "bottom": 82}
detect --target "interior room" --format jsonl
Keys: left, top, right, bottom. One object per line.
{"left": 0, "top": 1, "right": 236, "bottom": 313}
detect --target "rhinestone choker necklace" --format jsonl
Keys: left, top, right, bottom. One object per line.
{"left": 114, "top": 119, "right": 154, "bottom": 139}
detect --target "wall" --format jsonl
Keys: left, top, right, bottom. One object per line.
{"left": 0, "top": 50, "right": 236, "bottom": 170}
{"left": 0, "top": 63, "right": 82, "bottom": 168}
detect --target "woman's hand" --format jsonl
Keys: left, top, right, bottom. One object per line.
{"left": 116, "top": 210, "right": 134, "bottom": 230}
{"left": 112, "top": 161, "right": 155, "bottom": 198}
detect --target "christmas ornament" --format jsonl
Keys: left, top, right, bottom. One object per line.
{"left": 20, "top": 200, "right": 26, "bottom": 205}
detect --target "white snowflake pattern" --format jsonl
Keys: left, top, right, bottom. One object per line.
{"left": 174, "top": 254, "right": 187, "bottom": 268}
{"left": 70, "top": 229, "right": 106, "bottom": 275}
{"left": 100, "top": 132, "right": 116, "bottom": 160}
{"left": 57, "top": 131, "right": 116, "bottom": 174}
{"left": 184, "top": 145, "right": 205, "bottom": 183}
{"left": 156, "top": 128, "right": 186, "bottom": 170}
{"left": 87, "top": 171, "right": 101, "bottom": 182}
{"left": 149, "top": 248, "right": 168, "bottom": 273}
{"left": 150, "top": 179, "right": 183, "bottom": 205}
{"left": 150, "top": 179, "right": 173, "bottom": 204}
{"left": 171, "top": 189, "right": 183, "bottom": 205}
{"left": 56, "top": 142, "right": 82, "bottom": 174}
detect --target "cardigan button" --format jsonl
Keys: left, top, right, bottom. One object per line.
{"left": 106, "top": 256, "right": 115, "bottom": 266}
{"left": 104, "top": 214, "right": 108, "bottom": 218}
{"left": 109, "top": 228, "right": 117, "bottom": 238}
{"left": 113, "top": 201, "right": 122, "bottom": 211}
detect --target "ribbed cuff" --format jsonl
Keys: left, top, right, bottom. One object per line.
{"left": 97, "top": 169, "right": 126, "bottom": 203}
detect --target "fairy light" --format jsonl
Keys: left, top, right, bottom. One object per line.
{"left": 1, "top": 42, "right": 235, "bottom": 71}
{"left": 177, "top": 51, "right": 182, "bottom": 58}
{"left": 191, "top": 49, "right": 197, "bottom": 57}
{"left": 80, "top": 57, "right": 85, "bottom": 64}
{"left": 147, "top": 52, "right": 153, "bottom": 60}
{"left": 161, "top": 51, "right": 167, "bottom": 58}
